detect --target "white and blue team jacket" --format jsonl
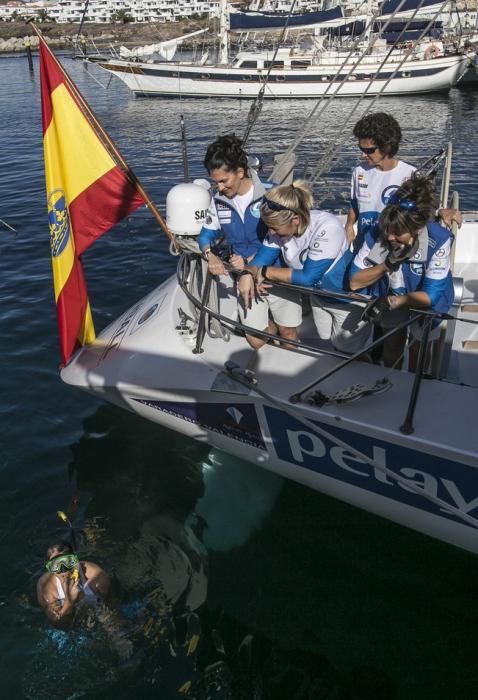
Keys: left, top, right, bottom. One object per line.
{"left": 249, "top": 210, "right": 352, "bottom": 293}
{"left": 351, "top": 159, "right": 416, "bottom": 250}
{"left": 350, "top": 220, "right": 454, "bottom": 314}
{"left": 197, "top": 170, "right": 273, "bottom": 259}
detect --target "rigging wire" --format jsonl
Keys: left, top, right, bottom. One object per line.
{"left": 273, "top": 0, "right": 410, "bottom": 176}
{"left": 308, "top": 0, "right": 453, "bottom": 190}
{"left": 242, "top": 0, "right": 299, "bottom": 147}
{"left": 306, "top": 0, "right": 450, "bottom": 187}
{"left": 75, "top": 0, "right": 91, "bottom": 52}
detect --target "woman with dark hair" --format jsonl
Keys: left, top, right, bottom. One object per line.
{"left": 345, "top": 112, "right": 461, "bottom": 251}
{"left": 349, "top": 173, "right": 454, "bottom": 368}
{"left": 238, "top": 181, "right": 370, "bottom": 351}
{"left": 197, "top": 133, "right": 272, "bottom": 276}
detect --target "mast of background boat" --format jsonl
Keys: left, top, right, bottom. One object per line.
{"left": 242, "top": 0, "right": 299, "bottom": 147}
{"left": 75, "top": 0, "right": 90, "bottom": 55}
{"left": 364, "top": 0, "right": 373, "bottom": 45}
{"left": 269, "top": 9, "right": 381, "bottom": 181}
{"left": 307, "top": 0, "right": 446, "bottom": 187}
{"left": 180, "top": 115, "right": 189, "bottom": 182}
{"left": 218, "top": 0, "right": 229, "bottom": 64}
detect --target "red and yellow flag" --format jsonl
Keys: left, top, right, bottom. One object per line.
{"left": 39, "top": 38, "right": 146, "bottom": 365}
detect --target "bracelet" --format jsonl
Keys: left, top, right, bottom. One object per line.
{"left": 238, "top": 270, "right": 254, "bottom": 278}
{"left": 261, "top": 265, "right": 268, "bottom": 281}
{"left": 203, "top": 248, "right": 211, "bottom": 258}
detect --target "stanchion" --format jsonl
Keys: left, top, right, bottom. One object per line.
{"left": 24, "top": 39, "right": 34, "bottom": 73}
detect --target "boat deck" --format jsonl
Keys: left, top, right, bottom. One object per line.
{"left": 177, "top": 272, "right": 478, "bottom": 466}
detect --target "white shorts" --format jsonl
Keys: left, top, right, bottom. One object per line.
{"left": 238, "top": 287, "right": 303, "bottom": 331}
{"left": 312, "top": 299, "right": 371, "bottom": 354}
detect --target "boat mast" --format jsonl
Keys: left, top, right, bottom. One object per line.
{"left": 364, "top": 0, "right": 373, "bottom": 45}
{"left": 218, "top": 0, "right": 229, "bottom": 64}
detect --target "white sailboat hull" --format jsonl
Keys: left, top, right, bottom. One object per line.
{"left": 99, "top": 53, "right": 471, "bottom": 98}
{"left": 61, "top": 219, "right": 478, "bottom": 554}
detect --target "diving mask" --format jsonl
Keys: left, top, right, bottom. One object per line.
{"left": 45, "top": 553, "right": 79, "bottom": 574}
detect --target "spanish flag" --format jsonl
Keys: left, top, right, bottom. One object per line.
{"left": 39, "top": 37, "right": 146, "bottom": 365}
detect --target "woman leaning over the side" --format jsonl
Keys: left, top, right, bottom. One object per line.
{"left": 349, "top": 173, "right": 454, "bottom": 369}
{"left": 238, "top": 181, "right": 370, "bottom": 352}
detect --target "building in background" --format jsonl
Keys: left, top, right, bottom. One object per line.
{"left": 0, "top": 0, "right": 221, "bottom": 23}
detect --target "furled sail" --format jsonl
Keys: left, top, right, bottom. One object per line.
{"left": 379, "top": 0, "right": 448, "bottom": 19}
{"left": 229, "top": 6, "right": 345, "bottom": 32}
{"left": 119, "top": 27, "right": 208, "bottom": 61}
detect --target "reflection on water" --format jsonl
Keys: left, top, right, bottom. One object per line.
{"left": 21, "top": 406, "right": 287, "bottom": 698}
{"left": 19, "top": 404, "right": 478, "bottom": 700}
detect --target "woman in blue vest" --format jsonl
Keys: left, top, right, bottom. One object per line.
{"left": 349, "top": 173, "right": 454, "bottom": 369}
{"left": 197, "top": 133, "right": 272, "bottom": 276}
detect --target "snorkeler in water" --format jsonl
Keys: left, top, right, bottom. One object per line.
{"left": 37, "top": 540, "right": 109, "bottom": 627}
{"left": 37, "top": 540, "right": 133, "bottom": 660}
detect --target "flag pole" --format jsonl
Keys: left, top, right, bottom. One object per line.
{"left": 30, "top": 22, "right": 173, "bottom": 241}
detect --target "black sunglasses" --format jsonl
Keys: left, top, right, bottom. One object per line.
{"left": 359, "top": 145, "right": 378, "bottom": 155}
{"left": 261, "top": 196, "right": 297, "bottom": 214}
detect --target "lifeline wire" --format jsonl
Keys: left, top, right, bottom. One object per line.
{"left": 275, "top": 0, "right": 410, "bottom": 171}
{"left": 308, "top": 0, "right": 451, "bottom": 186}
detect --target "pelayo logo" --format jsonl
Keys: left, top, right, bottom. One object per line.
{"left": 381, "top": 185, "right": 399, "bottom": 206}
{"left": 48, "top": 189, "right": 70, "bottom": 257}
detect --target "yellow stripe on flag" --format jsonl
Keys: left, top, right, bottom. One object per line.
{"left": 79, "top": 300, "right": 96, "bottom": 345}
{"left": 44, "top": 83, "right": 115, "bottom": 205}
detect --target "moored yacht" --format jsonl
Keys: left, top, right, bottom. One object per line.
{"left": 96, "top": 0, "right": 473, "bottom": 98}
{"left": 99, "top": 44, "right": 471, "bottom": 98}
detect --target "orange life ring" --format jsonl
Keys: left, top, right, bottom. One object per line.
{"left": 424, "top": 44, "right": 440, "bottom": 60}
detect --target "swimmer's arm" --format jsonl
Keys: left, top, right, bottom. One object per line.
{"left": 83, "top": 563, "right": 112, "bottom": 603}
{"left": 37, "top": 577, "right": 76, "bottom": 628}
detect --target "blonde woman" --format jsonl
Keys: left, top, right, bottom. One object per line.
{"left": 238, "top": 180, "right": 370, "bottom": 352}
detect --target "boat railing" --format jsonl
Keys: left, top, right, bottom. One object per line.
{"left": 176, "top": 252, "right": 459, "bottom": 435}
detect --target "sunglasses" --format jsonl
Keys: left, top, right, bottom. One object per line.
{"left": 359, "top": 145, "right": 378, "bottom": 155}
{"left": 45, "top": 553, "right": 79, "bottom": 574}
{"left": 388, "top": 193, "right": 417, "bottom": 210}
{"left": 261, "top": 196, "right": 297, "bottom": 214}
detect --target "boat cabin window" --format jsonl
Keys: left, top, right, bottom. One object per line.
{"left": 237, "top": 60, "right": 258, "bottom": 69}
{"left": 264, "top": 60, "right": 285, "bottom": 69}
{"left": 291, "top": 60, "right": 311, "bottom": 68}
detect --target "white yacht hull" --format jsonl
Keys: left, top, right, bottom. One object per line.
{"left": 61, "top": 219, "right": 478, "bottom": 554}
{"left": 99, "top": 53, "right": 471, "bottom": 98}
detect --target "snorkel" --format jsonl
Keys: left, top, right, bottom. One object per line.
{"left": 55, "top": 510, "right": 86, "bottom": 587}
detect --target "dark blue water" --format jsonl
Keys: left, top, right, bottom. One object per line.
{"left": 1, "top": 52, "right": 477, "bottom": 698}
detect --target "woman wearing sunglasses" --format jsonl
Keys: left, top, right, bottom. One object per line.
{"left": 197, "top": 133, "right": 272, "bottom": 277}
{"left": 345, "top": 112, "right": 461, "bottom": 252}
{"left": 37, "top": 540, "right": 110, "bottom": 628}
{"left": 349, "top": 173, "right": 454, "bottom": 369}
{"left": 238, "top": 181, "right": 370, "bottom": 352}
